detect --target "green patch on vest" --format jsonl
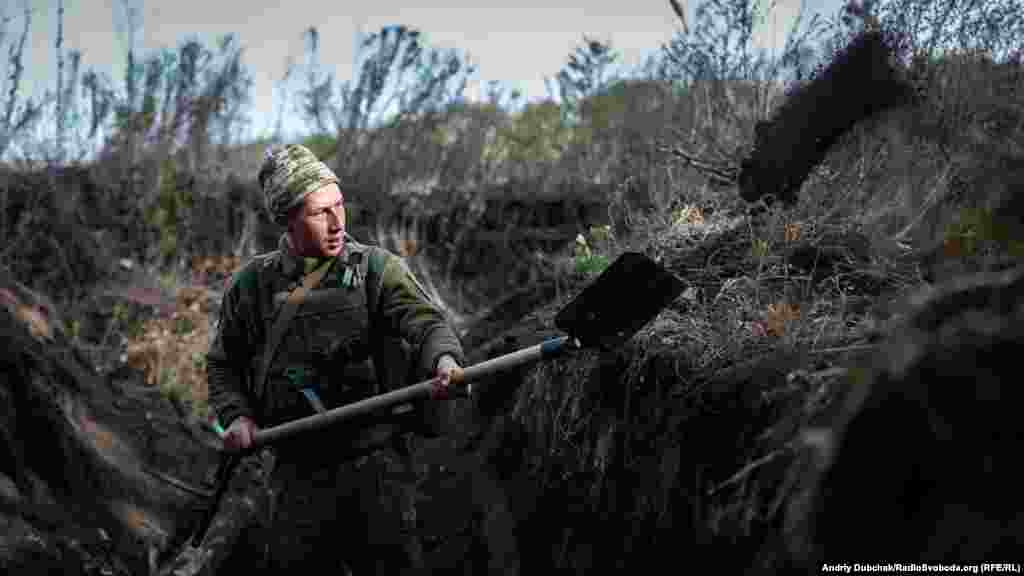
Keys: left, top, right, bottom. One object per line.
{"left": 231, "top": 256, "right": 267, "bottom": 296}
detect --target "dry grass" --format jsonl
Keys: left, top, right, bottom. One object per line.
{"left": 120, "top": 255, "right": 237, "bottom": 420}
{"left": 0, "top": 287, "right": 56, "bottom": 342}
{"left": 641, "top": 200, "right": 899, "bottom": 362}
{"left": 535, "top": 182, "right": 917, "bottom": 384}
{"left": 498, "top": 155, "right": 955, "bottom": 568}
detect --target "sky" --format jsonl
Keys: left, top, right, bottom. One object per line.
{"left": 8, "top": 0, "right": 843, "bottom": 146}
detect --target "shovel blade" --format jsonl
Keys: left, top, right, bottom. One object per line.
{"left": 555, "top": 251, "right": 685, "bottom": 349}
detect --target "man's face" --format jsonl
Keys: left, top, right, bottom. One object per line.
{"left": 287, "top": 183, "right": 346, "bottom": 258}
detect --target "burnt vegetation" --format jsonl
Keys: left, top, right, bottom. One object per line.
{"left": 0, "top": 0, "right": 1022, "bottom": 573}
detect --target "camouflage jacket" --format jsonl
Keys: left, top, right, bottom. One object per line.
{"left": 206, "top": 234, "right": 464, "bottom": 433}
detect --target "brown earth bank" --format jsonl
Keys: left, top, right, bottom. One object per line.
{"left": 0, "top": 267, "right": 222, "bottom": 575}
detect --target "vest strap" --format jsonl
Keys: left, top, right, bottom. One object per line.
{"left": 253, "top": 258, "right": 333, "bottom": 400}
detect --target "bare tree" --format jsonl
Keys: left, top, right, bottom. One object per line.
{"left": 80, "top": 70, "right": 115, "bottom": 143}
{"left": 0, "top": 1, "right": 46, "bottom": 159}
{"left": 670, "top": 0, "right": 691, "bottom": 34}
{"left": 555, "top": 35, "right": 620, "bottom": 124}
{"left": 295, "top": 25, "right": 473, "bottom": 180}
{"left": 197, "top": 34, "right": 253, "bottom": 171}
{"left": 300, "top": 26, "right": 331, "bottom": 135}
{"left": 273, "top": 54, "right": 296, "bottom": 143}
{"left": 55, "top": 0, "right": 65, "bottom": 165}
{"left": 112, "top": 0, "right": 143, "bottom": 172}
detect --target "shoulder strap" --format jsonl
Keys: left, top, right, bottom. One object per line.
{"left": 253, "top": 259, "right": 333, "bottom": 400}
{"left": 365, "top": 245, "right": 388, "bottom": 319}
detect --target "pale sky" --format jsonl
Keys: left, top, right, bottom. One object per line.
{"left": 10, "top": 0, "right": 842, "bottom": 144}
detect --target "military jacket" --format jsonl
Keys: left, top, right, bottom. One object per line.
{"left": 206, "top": 234, "right": 464, "bottom": 436}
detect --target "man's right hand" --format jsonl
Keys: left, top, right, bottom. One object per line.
{"left": 223, "top": 415, "right": 257, "bottom": 452}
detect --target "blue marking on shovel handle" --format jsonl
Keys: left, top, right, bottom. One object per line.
{"left": 541, "top": 336, "right": 568, "bottom": 358}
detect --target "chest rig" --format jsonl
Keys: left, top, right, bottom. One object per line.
{"left": 254, "top": 243, "right": 400, "bottom": 428}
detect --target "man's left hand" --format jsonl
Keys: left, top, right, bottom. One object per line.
{"left": 433, "top": 354, "right": 462, "bottom": 399}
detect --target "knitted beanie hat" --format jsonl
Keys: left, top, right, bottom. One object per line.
{"left": 258, "top": 144, "right": 340, "bottom": 225}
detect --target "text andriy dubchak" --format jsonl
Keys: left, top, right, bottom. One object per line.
{"left": 822, "top": 563, "right": 1021, "bottom": 574}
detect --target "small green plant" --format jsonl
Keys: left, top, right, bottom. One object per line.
{"left": 941, "top": 207, "right": 1024, "bottom": 259}
{"left": 113, "top": 302, "right": 145, "bottom": 339}
{"left": 157, "top": 270, "right": 179, "bottom": 293}
{"left": 66, "top": 318, "right": 81, "bottom": 341}
{"left": 112, "top": 302, "right": 128, "bottom": 323}
{"left": 145, "top": 158, "right": 191, "bottom": 263}
{"left": 575, "top": 253, "right": 610, "bottom": 276}
{"left": 943, "top": 208, "right": 984, "bottom": 257}
{"left": 191, "top": 351, "right": 206, "bottom": 370}
{"left": 157, "top": 229, "right": 178, "bottom": 262}
{"left": 751, "top": 238, "right": 771, "bottom": 260}
{"left": 158, "top": 365, "right": 182, "bottom": 402}
{"left": 173, "top": 315, "right": 195, "bottom": 336}
{"left": 588, "top": 224, "right": 613, "bottom": 245}
{"left": 192, "top": 398, "right": 209, "bottom": 420}
{"left": 158, "top": 364, "right": 206, "bottom": 418}
{"left": 573, "top": 233, "right": 610, "bottom": 276}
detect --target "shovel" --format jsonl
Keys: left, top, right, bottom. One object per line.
{"left": 187, "top": 251, "right": 684, "bottom": 549}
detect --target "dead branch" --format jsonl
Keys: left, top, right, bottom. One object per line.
{"left": 706, "top": 445, "right": 791, "bottom": 497}
{"left": 656, "top": 141, "right": 738, "bottom": 187}
{"left": 668, "top": 0, "right": 689, "bottom": 35}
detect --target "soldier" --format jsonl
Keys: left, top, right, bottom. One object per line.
{"left": 206, "top": 144, "right": 464, "bottom": 573}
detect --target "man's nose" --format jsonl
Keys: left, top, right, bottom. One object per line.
{"left": 326, "top": 206, "right": 343, "bottom": 227}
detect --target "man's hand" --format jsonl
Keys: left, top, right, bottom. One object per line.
{"left": 432, "top": 354, "right": 462, "bottom": 399}
{"left": 222, "top": 415, "right": 257, "bottom": 453}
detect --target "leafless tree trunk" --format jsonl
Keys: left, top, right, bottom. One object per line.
{"left": 113, "top": 0, "right": 142, "bottom": 179}
{"left": 0, "top": 1, "right": 45, "bottom": 158}
{"left": 55, "top": 0, "right": 65, "bottom": 165}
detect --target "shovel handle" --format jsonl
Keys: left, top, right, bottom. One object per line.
{"left": 453, "top": 335, "right": 576, "bottom": 390}
{"left": 248, "top": 335, "right": 577, "bottom": 450}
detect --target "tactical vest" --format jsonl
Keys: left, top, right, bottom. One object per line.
{"left": 250, "top": 241, "right": 413, "bottom": 429}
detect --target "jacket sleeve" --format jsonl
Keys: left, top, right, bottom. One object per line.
{"left": 206, "top": 268, "right": 258, "bottom": 427}
{"left": 373, "top": 252, "right": 465, "bottom": 377}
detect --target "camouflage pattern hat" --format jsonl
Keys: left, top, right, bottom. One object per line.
{"left": 258, "top": 144, "right": 340, "bottom": 225}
